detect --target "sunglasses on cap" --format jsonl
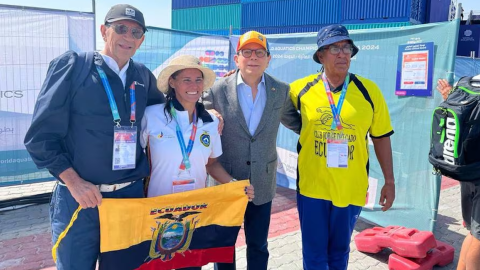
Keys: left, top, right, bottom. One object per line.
{"left": 238, "top": 49, "right": 269, "bottom": 58}
{"left": 106, "top": 23, "right": 144, "bottom": 40}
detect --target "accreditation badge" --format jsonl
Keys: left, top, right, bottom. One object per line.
{"left": 112, "top": 126, "right": 137, "bottom": 170}
{"left": 172, "top": 169, "right": 196, "bottom": 194}
{"left": 326, "top": 138, "right": 348, "bottom": 168}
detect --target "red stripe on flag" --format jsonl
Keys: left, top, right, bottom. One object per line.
{"left": 136, "top": 246, "right": 234, "bottom": 270}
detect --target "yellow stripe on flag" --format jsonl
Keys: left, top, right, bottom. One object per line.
{"left": 98, "top": 181, "right": 249, "bottom": 253}
{"left": 51, "top": 205, "right": 82, "bottom": 262}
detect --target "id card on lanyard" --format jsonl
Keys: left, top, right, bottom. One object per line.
{"left": 96, "top": 65, "right": 137, "bottom": 170}
{"left": 322, "top": 72, "right": 350, "bottom": 168}
{"left": 170, "top": 103, "right": 197, "bottom": 193}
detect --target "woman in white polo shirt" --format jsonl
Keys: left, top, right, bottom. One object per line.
{"left": 141, "top": 55, "right": 254, "bottom": 203}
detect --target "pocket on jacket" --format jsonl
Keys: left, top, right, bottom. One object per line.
{"left": 266, "top": 159, "right": 278, "bottom": 173}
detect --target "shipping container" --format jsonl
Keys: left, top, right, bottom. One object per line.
{"left": 241, "top": 21, "right": 412, "bottom": 35}
{"left": 344, "top": 22, "right": 411, "bottom": 30}
{"left": 457, "top": 25, "right": 480, "bottom": 58}
{"left": 172, "top": 0, "right": 240, "bottom": 10}
{"left": 410, "top": 0, "right": 427, "bottom": 24}
{"left": 240, "top": 0, "right": 278, "bottom": 3}
{"left": 196, "top": 29, "right": 241, "bottom": 36}
{"left": 341, "top": 0, "right": 426, "bottom": 24}
{"left": 242, "top": 25, "right": 323, "bottom": 35}
{"left": 241, "top": 0, "right": 341, "bottom": 28}
{"left": 172, "top": 4, "right": 241, "bottom": 31}
{"left": 425, "top": 0, "right": 450, "bottom": 23}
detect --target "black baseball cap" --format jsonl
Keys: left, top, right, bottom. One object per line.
{"left": 104, "top": 4, "right": 147, "bottom": 32}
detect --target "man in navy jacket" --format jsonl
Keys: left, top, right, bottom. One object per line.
{"left": 24, "top": 4, "right": 164, "bottom": 270}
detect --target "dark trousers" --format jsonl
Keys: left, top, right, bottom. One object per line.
{"left": 50, "top": 180, "right": 144, "bottom": 270}
{"left": 215, "top": 201, "right": 272, "bottom": 270}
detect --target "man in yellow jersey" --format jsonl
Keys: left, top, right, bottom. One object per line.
{"left": 286, "top": 24, "right": 396, "bottom": 270}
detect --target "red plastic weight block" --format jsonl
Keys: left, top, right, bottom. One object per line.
{"left": 388, "top": 240, "right": 454, "bottom": 270}
{"left": 354, "top": 226, "right": 437, "bottom": 258}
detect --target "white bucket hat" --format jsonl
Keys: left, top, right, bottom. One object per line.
{"left": 156, "top": 55, "right": 216, "bottom": 93}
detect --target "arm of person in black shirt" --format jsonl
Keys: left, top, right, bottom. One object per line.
{"left": 24, "top": 51, "right": 101, "bottom": 208}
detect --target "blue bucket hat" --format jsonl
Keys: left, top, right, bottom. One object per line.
{"left": 313, "top": 24, "right": 359, "bottom": 63}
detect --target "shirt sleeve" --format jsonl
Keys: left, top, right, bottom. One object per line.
{"left": 23, "top": 51, "right": 77, "bottom": 178}
{"left": 281, "top": 85, "right": 302, "bottom": 134}
{"left": 209, "top": 116, "right": 223, "bottom": 159}
{"left": 140, "top": 109, "right": 149, "bottom": 149}
{"left": 289, "top": 77, "right": 307, "bottom": 110}
{"left": 368, "top": 82, "right": 394, "bottom": 138}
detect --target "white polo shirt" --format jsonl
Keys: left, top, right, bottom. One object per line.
{"left": 141, "top": 102, "right": 222, "bottom": 197}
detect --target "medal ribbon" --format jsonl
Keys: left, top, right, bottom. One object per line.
{"left": 321, "top": 72, "right": 350, "bottom": 130}
{"left": 170, "top": 102, "right": 198, "bottom": 171}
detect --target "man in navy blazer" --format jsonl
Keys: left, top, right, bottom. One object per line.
{"left": 203, "top": 31, "right": 300, "bottom": 270}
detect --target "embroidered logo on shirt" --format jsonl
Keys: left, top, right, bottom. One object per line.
{"left": 200, "top": 132, "right": 210, "bottom": 147}
{"left": 157, "top": 132, "right": 175, "bottom": 139}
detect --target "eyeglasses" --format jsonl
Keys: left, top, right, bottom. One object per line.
{"left": 238, "top": 49, "right": 268, "bottom": 58}
{"left": 324, "top": 44, "right": 353, "bottom": 55}
{"left": 107, "top": 23, "right": 144, "bottom": 39}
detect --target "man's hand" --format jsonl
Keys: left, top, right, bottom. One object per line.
{"left": 59, "top": 168, "right": 102, "bottom": 209}
{"left": 379, "top": 182, "right": 395, "bottom": 211}
{"left": 245, "top": 185, "right": 255, "bottom": 202}
{"left": 208, "top": 109, "right": 224, "bottom": 135}
{"left": 223, "top": 69, "right": 236, "bottom": 78}
{"left": 436, "top": 79, "right": 452, "bottom": 100}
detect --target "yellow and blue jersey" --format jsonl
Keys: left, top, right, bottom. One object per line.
{"left": 289, "top": 73, "right": 393, "bottom": 207}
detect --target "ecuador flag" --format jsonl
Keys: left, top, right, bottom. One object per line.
{"left": 98, "top": 181, "right": 249, "bottom": 269}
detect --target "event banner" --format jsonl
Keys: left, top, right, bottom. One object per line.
{"left": 266, "top": 20, "right": 459, "bottom": 231}
{"left": 98, "top": 181, "right": 249, "bottom": 270}
{"left": 135, "top": 29, "right": 232, "bottom": 80}
{"left": 0, "top": 6, "right": 94, "bottom": 185}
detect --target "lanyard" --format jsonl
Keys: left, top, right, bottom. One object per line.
{"left": 321, "top": 72, "right": 349, "bottom": 130}
{"left": 95, "top": 65, "right": 136, "bottom": 127}
{"left": 170, "top": 102, "right": 198, "bottom": 171}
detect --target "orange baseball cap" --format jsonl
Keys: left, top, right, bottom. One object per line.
{"left": 237, "top": 31, "right": 269, "bottom": 52}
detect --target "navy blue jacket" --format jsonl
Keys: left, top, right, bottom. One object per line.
{"left": 24, "top": 51, "right": 165, "bottom": 185}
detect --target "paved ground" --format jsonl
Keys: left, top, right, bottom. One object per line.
{"left": 0, "top": 179, "right": 466, "bottom": 270}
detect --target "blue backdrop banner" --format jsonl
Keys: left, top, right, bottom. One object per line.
{"left": 0, "top": 6, "right": 95, "bottom": 186}
{"left": 266, "top": 20, "right": 460, "bottom": 231}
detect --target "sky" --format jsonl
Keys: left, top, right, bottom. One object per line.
{"left": 0, "top": 0, "right": 172, "bottom": 49}
{"left": 0, "top": 0, "right": 478, "bottom": 49}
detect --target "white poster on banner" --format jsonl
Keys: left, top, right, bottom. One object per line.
{"left": 364, "top": 177, "right": 379, "bottom": 210}
{"left": 276, "top": 147, "right": 298, "bottom": 180}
